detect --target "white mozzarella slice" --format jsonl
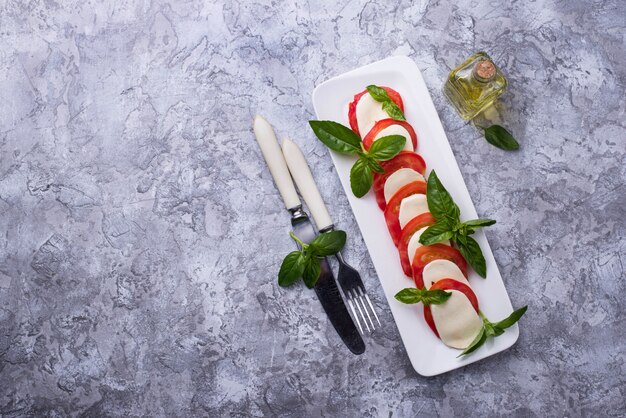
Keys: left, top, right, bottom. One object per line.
{"left": 422, "top": 259, "right": 469, "bottom": 289}
{"left": 398, "top": 194, "right": 428, "bottom": 229}
{"left": 355, "top": 93, "right": 389, "bottom": 137}
{"left": 384, "top": 168, "right": 424, "bottom": 203}
{"left": 406, "top": 227, "right": 451, "bottom": 268}
{"left": 373, "top": 124, "right": 413, "bottom": 152}
{"left": 430, "top": 289, "right": 483, "bottom": 349}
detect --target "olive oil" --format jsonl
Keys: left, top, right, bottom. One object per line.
{"left": 443, "top": 52, "right": 508, "bottom": 120}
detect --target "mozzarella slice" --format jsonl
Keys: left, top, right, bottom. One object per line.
{"left": 355, "top": 93, "right": 389, "bottom": 137}
{"left": 430, "top": 290, "right": 483, "bottom": 349}
{"left": 422, "top": 259, "right": 469, "bottom": 289}
{"left": 398, "top": 194, "right": 428, "bottom": 229}
{"left": 406, "top": 227, "right": 451, "bottom": 268}
{"left": 384, "top": 168, "right": 425, "bottom": 203}
{"left": 373, "top": 124, "right": 413, "bottom": 152}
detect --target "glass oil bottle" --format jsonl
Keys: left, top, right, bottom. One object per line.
{"left": 443, "top": 52, "right": 508, "bottom": 121}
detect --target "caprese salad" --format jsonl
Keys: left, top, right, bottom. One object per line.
{"left": 309, "top": 85, "right": 526, "bottom": 356}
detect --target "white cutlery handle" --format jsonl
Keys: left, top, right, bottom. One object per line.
{"left": 282, "top": 138, "right": 334, "bottom": 230}
{"left": 253, "top": 116, "right": 301, "bottom": 210}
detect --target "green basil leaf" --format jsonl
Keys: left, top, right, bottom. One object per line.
{"left": 494, "top": 305, "right": 528, "bottom": 329}
{"left": 394, "top": 288, "right": 451, "bottom": 305}
{"left": 394, "top": 288, "right": 423, "bottom": 304}
{"left": 367, "top": 135, "right": 406, "bottom": 161}
{"left": 462, "top": 219, "right": 496, "bottom": 229}
{"left": 302, "top": 256, "right": 321, "bottom": 289}
{"left": 423, "top": 289, "right": 452, "bottom": 305}
{"left": 350, "top": 158, "right": 373, "bottom": 198}
{"left": 426, "top": 170, "right": 460, "bottom": 224}
{"left": 454, "top": 235, "right": 487, "bottom": 278}
{"left": 458, "top": 327, "right": 487, "bottom": 357}
{"left": 484, "top": 125, "right": 520, "bottom": 151}
{"left": 419, "top": 222, "right": 454, "bottom": 246}
{"left": 366, "top": 85, "right": 390, "bottom": 102}
{"left": 309, "top": 230, "right": 347, "bottom": 256}
{"left": 382, "top": 100, "right": 406, "bottom": 121}
{"left": 278, "top": 251, "right": 305, "bottom": 287}
{"left": 367, "top": 158, "right": 384, "bottom": 174}
{"left": 309, "top": 120, "right": 361, "bottom": 154}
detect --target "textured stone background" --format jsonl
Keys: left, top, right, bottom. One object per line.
{"left": 0, "top": 0, "right": 624, "bottom": 416}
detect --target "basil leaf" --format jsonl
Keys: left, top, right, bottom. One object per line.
{"left": 394, "top": 288, "right": 451, "bottom": 305}
{"left": 394, "top": 288, "right": 423, "bottom": 304}
{"left": 458, "top": 327, "right": 487, "bottom": 357}
{"left": 350, "top": 158, "right": 373, "bottom": 198}
{"left": 278, "top": 251, "right": 305, "bottom": 287}
{"left": 484, "top": 125, "right": 519, "bottom": 151}
{"left": 423, "top": 289, "right": 452, "bottom": 305}
{"left": 454, "top": 235, "right": 487, "bottom": 278}
{"left": 367, "top": 135, "right": 406, "bottom": 161}
{"left": 366, "top": 85, "right": 389, "bottom": 101}
{"left": 419, "top": 222, "right": 454, "bottom": 246}
{"left": 309, "top": 121, "right": 361, "bottom": 154}
{"left": 302, "top": 256, "right": 321, "bottom": 289}
{"left": 462, "top": 218, "right": 496, "bottom": 230}
{"left": 426, "top": 170, "right": 460, "bottom": 224}
{"left": 309, "top": 230, "right": 346, "bottom": 256}
{"left": 367, "top": 158, "right": 384, "bottom": 174}
{"left": 494, "top": 305, "right": 528, "bottom": 329}
{"left": 382, "top": 101, "right": 406, "bottom": 121}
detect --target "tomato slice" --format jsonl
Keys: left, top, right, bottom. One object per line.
{"left": 348, "top": 87, "right": 404, "bottom": 137}
{"left": 383, "top": 181, "right": 426, "bottom": 246}
{"left": 373, "top": 152, "right": 426, "bottom": 210}
{"left": 362, "top": 118, "right": 418, "bottom": 151}
{"left": 411, "top": 244, "right": 468, "bottom": 289}
{"left": 423, "top": 279, "right": 479, "bottom": 338}
{"left": 397, "top": 212, "right": 436, "bottom": 277}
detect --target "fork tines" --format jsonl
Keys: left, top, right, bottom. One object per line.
{"left": 345, "top": 286, "right": 381, "bottom": 334}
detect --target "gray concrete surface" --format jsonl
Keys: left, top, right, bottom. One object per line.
{"left": 0, "top": 0, "right": 624, "bottom": 416}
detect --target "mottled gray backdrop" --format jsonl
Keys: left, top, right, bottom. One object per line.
{"left": 0, "top": 0, "right": 624, "bottom": 416}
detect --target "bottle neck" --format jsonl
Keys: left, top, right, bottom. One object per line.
{"left": 472, "top": 59, "right": 496, "bottom": 83}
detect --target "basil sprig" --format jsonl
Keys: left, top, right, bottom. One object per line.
{"left": 367, "top": 85, "right": 406, "bottom": 121}
{"left": 394, "top": 287, "right": 452, "bottom": 305}
{"left": 278, "top": 230, "right": 346, "bottom": 288}
{"left": 309, "top": 121, "right": 406, "bottom": 197}
{"left": 482, "top": 125, "right": 519, "bottom": 151}
{"left": 459, "top": 306, "right": 527, "bottom": 356}
{"left": 418, "top": 170, "right": 495, "bottom": 277}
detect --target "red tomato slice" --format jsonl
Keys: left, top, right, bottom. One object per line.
{"left": 411, "top": 244, "right": 468, "bottom": 289}
{"left": 372, "top": 152, "right": 426, "bottom": 210}
{"left": 383, "top": 181, "right": 426, "bottom": 246}
{"left": 362, "top": 119, "right": 418, "bottom": 152}
{"left": 423, "top": 279, "right": 479, "bottom": 338}
{"left": 348, "top": 87, "right": 404, "bottom": 137}
{"left": 397, "top": 212, "right": 436, "bottom": 277}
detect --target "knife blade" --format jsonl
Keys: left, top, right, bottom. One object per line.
{"left": 253, "top": 115, "right": 365, "bottom": 354}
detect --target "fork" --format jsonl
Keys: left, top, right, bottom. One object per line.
{"left": 282, "top": 138, "right": 381, "bottom": 335}
{"left": 333, "top": 243, "right": 381, "bottom": 334}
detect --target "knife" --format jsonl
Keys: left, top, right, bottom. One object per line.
{"left": 253, "top": 115, "right": 365, "bottom": 355}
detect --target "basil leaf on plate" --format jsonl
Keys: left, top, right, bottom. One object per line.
{"left": 309, "top": 120, "right": 361, "bottom": 154}
{"left": 458, "top": 327, "right": 487, "bottom": 357}
{"left": 367, "top": 135, "right": 406, "bottom": 161}
{"left": 494, "top": 306, "right": 528, "bottom": 330}
{"left": 461, "top": 218, "right": 496, "bottom": 234}
{"left": 426, "top": 170, "right": 460, "bottom": 225}
{"left": 350, "top": 158, "right": 373, "bottom": 198}
{"left": 394, "top": 288, "right": 451, "bottom": 305}
{"left": 454, "top": 235, "right": 487, "bottom": 278}
{"left": 309, "top": 230, "right": 346, "bottom": 256}
{"left": 419, "top": 222, "right": 455, "bottom": 246}
{"left": 278, "top": 251, "right": 305, "bottom": 287}
{"left": 366, "top": 85, "right": 390, "bottom": 102}
{"left": 382, "top": 100, "right": 406, "bottom": 121}
{"left": 366, "top": 158, "right": 385, "bottom": 174}
{"left": 484, "top": 125, "right": 520, "bottom": 151}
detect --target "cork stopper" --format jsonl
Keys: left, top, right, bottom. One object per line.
{"left": 473, "top": 59, "right": 496, "bottom": 81}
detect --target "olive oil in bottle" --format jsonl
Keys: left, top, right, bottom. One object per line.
{"left": 443, "top": 52, "right": 508, "bottom": 120}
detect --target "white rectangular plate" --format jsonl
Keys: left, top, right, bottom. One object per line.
{"left": 312, "top": 56, "right": 518, "bottom": 376}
